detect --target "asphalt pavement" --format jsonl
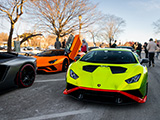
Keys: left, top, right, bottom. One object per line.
{"left": 0, "top": 53, "right": 160, "bottom": 120}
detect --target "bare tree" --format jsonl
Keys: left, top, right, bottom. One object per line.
{"left": 20, "top": 33, "right": 43, "bottom": 45}
{"left": 98, "top": 14, "right": 126, "bottom": 47}
{"left": 0, "top": 0, "right": 26, "bottom": 52}
{"left": 85, "top": 29, "right": 100, "bottom": 46}
{"left": 88, "top": 30, "right": 96, "bottom": 46}
{"left": 153, "top": 19, "right": 160, "bottom": 34}
{"left": 0, "top": 32, "right": 8, "bottom": 43}
{"left": 27, "top": 0, "right": 100, "bottom": 40}
{"left": 45, "top": 34, "right": 57, "bottom": 47}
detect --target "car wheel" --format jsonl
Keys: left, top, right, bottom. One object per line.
{"left": 17, "top": 64, "right": 36, "bottom": 88}
{"left": 62, "top": 59, "right": 68, "bottom": 72}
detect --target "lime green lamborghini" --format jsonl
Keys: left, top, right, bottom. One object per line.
{"left": 63, "top": 48, "right": 148, "bottom": 104}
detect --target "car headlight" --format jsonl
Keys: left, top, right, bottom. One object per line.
{"left": 125, "top": 74, "right": 141, "bottom": 84}
{"left": 70, "top": 69, "right": 79, "bottom": 79}
{"left": 49, "top": 59, "right": 57, "bottom": 64}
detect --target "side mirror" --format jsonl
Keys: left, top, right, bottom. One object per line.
{"left": 140, "top": 58, "right": 149, "bottom": 64}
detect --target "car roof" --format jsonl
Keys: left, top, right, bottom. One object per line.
{"left": 46, "top": 49, "right": 65, "bottom": 52}
{"left": 90, "top": 48, "right": 132, "bottom": 52}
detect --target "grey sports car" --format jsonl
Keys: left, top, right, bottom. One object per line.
{"left": 0, "top": 52, "right": 37, "bottom": 91}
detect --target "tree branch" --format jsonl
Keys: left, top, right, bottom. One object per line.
{"left": 20, "top": 34, "right": 43, "bottom": 45}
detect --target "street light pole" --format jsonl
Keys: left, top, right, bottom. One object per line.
{"left": 78, "top": 15, "right": 82, "bottom": 38}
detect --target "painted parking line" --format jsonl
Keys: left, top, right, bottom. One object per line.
{"left": 35, "top": 79, "right": 65, "bottom": 83}
{"left": 20, "top": 109, "right": 92, "bottom": 120}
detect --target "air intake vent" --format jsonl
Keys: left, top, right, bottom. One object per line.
{"left": 110, "top": 66, "right": 127, "bottom": 74}
{"left": 0, "top": 65, "right": 9, "bottom": 82}
{"left": 38, "top": 65, "right": 57, "bottom": 71}
{"left": 83, "top": 65, "right": 99, "bottom": 72}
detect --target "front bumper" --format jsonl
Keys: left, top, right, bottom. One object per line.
{"left": 63, "top": 83, "right": 147, "bottom": 104}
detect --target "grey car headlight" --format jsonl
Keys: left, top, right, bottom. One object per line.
{"left": 125, "top": 74, "right": 141, "bottom": 84}
{"left": 70, "top": 69, "right": 79, "bottom": 79}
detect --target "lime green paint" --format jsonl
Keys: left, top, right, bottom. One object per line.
{"left": 66, "top": 48, "right": 148, "bottom": 97}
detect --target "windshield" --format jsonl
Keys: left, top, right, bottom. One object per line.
{"left": 37, "top": 50, "right": 64, "bottom": 56}
{"left": 80, "top": 50, "right": 138, "bottom": 64}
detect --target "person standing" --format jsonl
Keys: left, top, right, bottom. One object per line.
{"left": 143, "top": 42, "right": 148, "bottom": 58}
{"left": 136, "top": 42, "right": 142, "bottom": 58}
{"left": 156, "top": 43, "right": 160, "bottom": 59}
{"left": 62, "top": 39, "right": 66, "bottom": 48}
{"left": 132, "top": 42, "right": 138, "bottom": 51}
{"left": 147, "top": 38, "right": 157, "bottom": 67}
{"left": 111, "top": 40, "right": 117, "bottom": 48}
{"left": 81, "top": 39, "right": 88, "bottom": 53}
{"left": 99, "top": 42, "right": 104, "bottom": 48}
{"left": 54, "top": 37, "right": 61, "bottom": 49}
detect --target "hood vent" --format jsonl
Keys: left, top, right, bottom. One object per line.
{"left": 83, "top": 65, "right": 99, "bottom": 72}
{"left": 110, "top": 66, "right": 127, "bottom": 74}
{"left": 83, "top": 65, "right": 127, "bottom": 74}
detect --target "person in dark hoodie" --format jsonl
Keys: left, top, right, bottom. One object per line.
{"left": 136, "top": 42, "right": 142, "bottom": 58}
{"left": 111, "top": 40, "right": 117, "bottom": 48}
{"left": 143, "top": 42, "right": 148, "bottom": 58}
{"left": 54, "top": 37, "right": 61, "bottom": 49}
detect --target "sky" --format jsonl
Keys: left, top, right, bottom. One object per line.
{"left": 0, "top": 0, "right": 160, "bottom": 44}
{"left": 93, "top": 0, "right": 160, "bottom": 44}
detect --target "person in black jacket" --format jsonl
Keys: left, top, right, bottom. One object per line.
{"left": 54, "top": 37, "right": 61, "bottom": 49}
{"left": 62, "top": 39, "right": 66, "bottom": 48}
{"left": 143, "top": 42, "right": 148, "bottom": 58}
{"left": 136, "top": 42, "right": 142, "bottom": 58}
{"left": 111, "top": 40, "right": 117, "bottom": 48}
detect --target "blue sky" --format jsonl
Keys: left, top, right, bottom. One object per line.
{"left": 93, "top": 0, "right": 160, "bottom": 44}
{"left": 1, "top": 0, "right": 160, "bottom": 44}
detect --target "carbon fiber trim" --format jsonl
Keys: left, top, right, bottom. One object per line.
{"left": 66, "top": 83, "right": 77, "bottom": 90}
{"left": 83, "top": 65, "right": 99, "bottom": 72}
{"left": 110, "top": 66, "right": 127, "bottom": 74}
{"left": 83, "top": 65, "right": 127, "bottom": 74}
{"left": 70, "top": 89, "right": 136, "bottom": 104}
{"left": 66, "top": 83, "right": 143, "bottom": 104}
{"left": 124, "top": 89, "right": 143, "bottom": 98}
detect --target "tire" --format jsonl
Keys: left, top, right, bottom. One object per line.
{"left": 17, "top": 64, "right": 36, "bottom": 88}
{"left": 62, "top": 59, "right": 68, "bottom": 72}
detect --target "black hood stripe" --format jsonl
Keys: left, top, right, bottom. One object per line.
{"left": 83, "top": 65, "right": 127, "bottom": 74}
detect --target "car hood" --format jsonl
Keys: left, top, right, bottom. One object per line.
{"left": 65, "top": 34, "right": 82, "bottom": 60}
{"left": 67, "top": 61, "right": 148, "bottom": 91}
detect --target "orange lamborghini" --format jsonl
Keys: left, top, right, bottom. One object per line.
{"left": 33, "top": 34, "right": 82, "bottom": 73}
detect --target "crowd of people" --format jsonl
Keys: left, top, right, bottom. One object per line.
{"left": 51, "top": 36, "right": 160, "bottom": 67}
{"left": 51, "top": 37, "right": 89, "bottom": 53}
{"left": 132, "top": 38, "right": 160, "bottom": 67}
{"left": 145, "top": 38, "right": 160, "bottom": 67}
